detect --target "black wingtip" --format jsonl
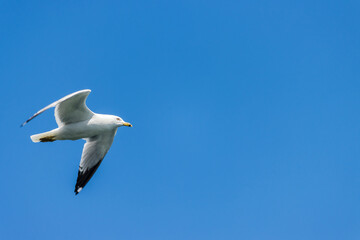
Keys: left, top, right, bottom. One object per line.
{"left": 74, "top": 160, "right": 103, "bottom": 196}
{"left": 20, "top": 119, "right": 30, "bottom": 128}
{"left": 74, "top": 187, "right": 81, "bottom": 195}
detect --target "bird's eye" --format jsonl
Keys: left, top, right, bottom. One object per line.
{"left": 116, "top": 117, "right": 121, "bottom": 121}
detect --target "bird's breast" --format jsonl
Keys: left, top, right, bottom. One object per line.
{"left": 59, "top": 121, "right": 114, "bottom": 140}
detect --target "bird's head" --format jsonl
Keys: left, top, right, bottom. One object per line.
{"left": 114, "top": 116, "right": 132, "bottom": 127}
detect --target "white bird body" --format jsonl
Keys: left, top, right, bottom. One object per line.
{"left": 22, "top": 90, "right": 132, "bottom": 195}
{"left": 31, "top": 114, "right": 120, "bottom": 142}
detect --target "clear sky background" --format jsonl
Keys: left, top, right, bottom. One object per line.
{"left": 0, "top": 1, "right": 359, "bottom": 239}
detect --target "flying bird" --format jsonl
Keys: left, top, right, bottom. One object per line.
{"left": 21, "top": 89, "right": 132, "bottom": 195}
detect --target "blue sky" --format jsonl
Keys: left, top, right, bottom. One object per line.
{"left": 1, "top": 0, "right": 360, "bottom": 239}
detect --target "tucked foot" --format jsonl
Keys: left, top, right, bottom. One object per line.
{"left": 39, "top": 136, "right": 56, "bottom": 142}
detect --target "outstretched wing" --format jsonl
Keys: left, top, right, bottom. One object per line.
{"left": 21, "top": 89, "right": 94, "bottom": 127}
{"left": 75, "top": 130, "right": 117, "bottom": 195}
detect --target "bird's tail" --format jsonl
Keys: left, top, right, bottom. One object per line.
{"left": 31, "top": 130, "right": 57, "bottom": 143}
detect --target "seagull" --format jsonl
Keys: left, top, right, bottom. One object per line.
{"left": 21, "top": 89, "right": 132, "bottom": 195}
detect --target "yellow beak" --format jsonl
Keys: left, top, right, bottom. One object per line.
{"left": 123, "top": 122, "right": 132, "bottom": 127}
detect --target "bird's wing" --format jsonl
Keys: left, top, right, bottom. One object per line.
{"left": 74, "top": 129, "right": 117, "bottom": 195}
{"left": 21, "top": 89, "right": 94, "bottom": 127}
